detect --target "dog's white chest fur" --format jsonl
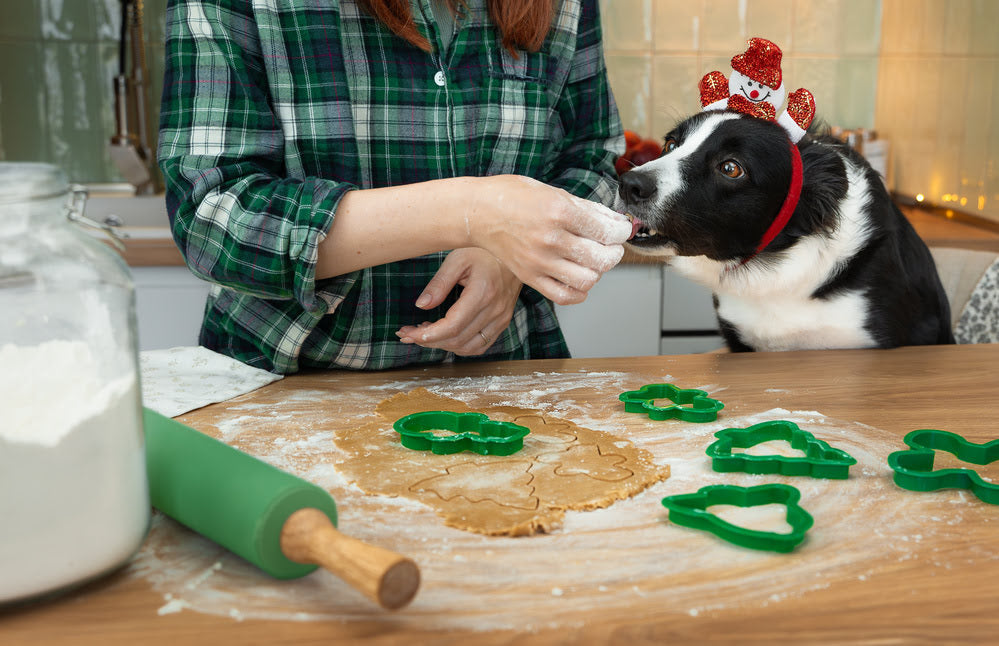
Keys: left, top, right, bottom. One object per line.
{"left": 714, "top": 290, "right": 875, "bottom": 350}
{"left": 671, "top": 253, "right": 877, "bottom": 351}
{"left": 668, "top": 155, "right": 879, "bottom": 351}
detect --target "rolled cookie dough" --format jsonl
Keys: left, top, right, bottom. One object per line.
{"left": 333, "top": 388, "right": 670, "bottom": 536}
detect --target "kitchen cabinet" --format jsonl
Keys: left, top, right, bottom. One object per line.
{"left": 131, "top": 267, "right": 210, "bottom": 351}
{"left": 555, "top": 263, "right": 723, "bottom": 358}
{"left": 659, "top": 269, "right": 724, "bottom": 354}
{"left": 554, "top": 264, "right": 663, "bottom": 358}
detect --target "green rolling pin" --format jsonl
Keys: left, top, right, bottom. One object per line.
{"left": 143, "top": 408, "right": 420, "bottom": 610}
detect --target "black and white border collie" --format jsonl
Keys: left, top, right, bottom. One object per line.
{"left": 616, "top": 110, "right": 954, "bottom": 352}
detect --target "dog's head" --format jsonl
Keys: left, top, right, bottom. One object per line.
{"left": 616, "top": 111, "right": 838, "bottom": 263}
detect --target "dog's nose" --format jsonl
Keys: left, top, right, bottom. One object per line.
{"left": 618, "top": 171, "right": 658, "bottom": 203}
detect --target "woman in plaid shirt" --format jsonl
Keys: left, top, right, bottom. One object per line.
{"left": 158, "top": 0, "right": 629, "bottom": 373}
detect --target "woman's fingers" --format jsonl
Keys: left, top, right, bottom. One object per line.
{"left": 565, "top": 195, "right": 633, "bottom": 245}
{"left": 396, "top": 248, "right": 521, "bottom": 355}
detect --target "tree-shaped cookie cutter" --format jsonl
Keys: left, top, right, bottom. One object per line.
{"left": 887, "top": 429, "right": 999, "bottom": 504}
{"left": 618, "top": 383, "right": 724, "bottom": 422}
{"left": 661, "top": 483, "right": 814, "bottom": 552}
{"left": 707, "top": 420, "right": 857, "bottom": 479}
{"left": 393, "top": 411, "right": 530, "bottom": 456}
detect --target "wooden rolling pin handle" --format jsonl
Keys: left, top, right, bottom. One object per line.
{"left": 279, "top": 508, "right": 420, "bottom": 610}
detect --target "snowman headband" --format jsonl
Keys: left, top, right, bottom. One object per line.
{"left": 699, "top": 38, "right": 815, "bottom": 264}
{"left": 698, "top": 37, "right": 816, "bottom": 144}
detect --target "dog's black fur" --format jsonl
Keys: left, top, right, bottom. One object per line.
{"left": 616, "top": 110, "right": 954, "bottom": 351}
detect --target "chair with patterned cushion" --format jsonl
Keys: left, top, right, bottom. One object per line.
{"left": 929, "top": 247, "right": 999, "bottom": 344}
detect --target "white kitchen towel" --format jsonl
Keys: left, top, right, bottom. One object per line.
{"left": 140, "top": 346, "right": 282, "bottom": 418}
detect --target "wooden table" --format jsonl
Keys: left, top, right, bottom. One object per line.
{"left": 3, "top": 344, "right": 998, "bottom": 645}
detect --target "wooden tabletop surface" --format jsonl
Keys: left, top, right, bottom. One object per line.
{"left": 3, "top": 344, "right": 998, "bottom": 645}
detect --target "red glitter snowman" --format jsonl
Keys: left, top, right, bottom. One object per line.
{"left": 699, "top": 37, "right": 815, "bottom": 143}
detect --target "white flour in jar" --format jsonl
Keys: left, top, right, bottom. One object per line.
{"left": 0, "top": 340, "right": 150, "bottom": 603}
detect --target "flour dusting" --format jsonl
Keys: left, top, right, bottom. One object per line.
{"left": 129, "top": 370, "right": 994, "bottom": 631}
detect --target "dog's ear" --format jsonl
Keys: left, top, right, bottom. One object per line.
{"left": 785, "top": 139, "right": 848, "bottom": 238}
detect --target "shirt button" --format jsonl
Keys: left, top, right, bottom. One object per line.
{"left": 433, "top": 70, "right": 446, "bottom": 86}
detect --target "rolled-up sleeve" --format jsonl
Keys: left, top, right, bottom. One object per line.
{"left": 157, "top": 0, "right": 355, "bottom": 314}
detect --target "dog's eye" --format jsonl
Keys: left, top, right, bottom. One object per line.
{"left": 664, "top": 138, "right": 678, "bottom": 153}
{"left": 719, "top": 160, "right": 744, "bottom": 178}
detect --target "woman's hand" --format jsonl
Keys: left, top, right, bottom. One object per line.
{"left": 395, "top": 248, "right": 522, "bottom": 356}
{"left": 464, "top": 175, "right": 631, "bottom": 305}
{"left": 318, "top": 175, "right": 630, "bottom": 307}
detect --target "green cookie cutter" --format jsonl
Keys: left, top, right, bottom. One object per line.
{"left": 661, "top": 483, "right": 814, "bottom": 553}
{"left": 393, "top": 411, "right": 530, "bottom": 456}
{"left": 707, "top": 420, "right": 857, "bottom": 479}
{"left": 618, "top": 383, "right": 724, "bottom": 422}
{"left": 887, "top": 429, "right": 999, "bottom": 504}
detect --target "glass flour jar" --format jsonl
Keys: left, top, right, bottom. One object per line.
{"left": 0, "top": 162, "right": 150, "bottom": 604}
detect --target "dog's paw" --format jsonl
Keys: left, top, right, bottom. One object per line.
{"left": 699, "top": 71, "right": 729, "bottom": 108}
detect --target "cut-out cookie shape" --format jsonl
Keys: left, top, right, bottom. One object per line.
{"left": 536, "top": 445, "right": 634, "bottom": 482}
{"left": 888, "top": 429, "right": 999, "bottom": 504}
{"left": 618, "top": 383, "right": 724, "bottom": 422}
{"left": 511, "top": 415, "right": 578, "bottom": 446}
{"left": 661, "top": 483, "right": 813, "bottom": 552}
{"left": 410, "top": 461, "right": 539, "bottom": 510}
{"left": 394, "top": 411, "right": 530, "bottom": 456}
{"left": 707, "top": 420, "right": 857, "bottom": 479}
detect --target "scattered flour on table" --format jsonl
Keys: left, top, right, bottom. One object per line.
{"left": 128, "top": 371, "right": 993, "bottom": 631}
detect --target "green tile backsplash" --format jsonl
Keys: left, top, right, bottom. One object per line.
{"left": 0, "top": 0, "right": 165, "bottom": 186}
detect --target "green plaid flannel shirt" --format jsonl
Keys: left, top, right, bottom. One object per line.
{"left": 158, "top": 0, "right": 623, "bottom": 373}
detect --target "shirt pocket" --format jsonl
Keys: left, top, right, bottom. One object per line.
{"left": 479, "top": 47, "right": 559, "bottom": 176}
{"left": 493, "top": 45, "right": 553, "bottom": 85}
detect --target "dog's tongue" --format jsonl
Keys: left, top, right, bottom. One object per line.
{"left": 629, "top": 217, "right": 644, "bottom": 241}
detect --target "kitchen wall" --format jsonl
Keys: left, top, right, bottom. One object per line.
{"left": 599, "top": 0, "right": 999, "bottom": 223}
{"left": 875, "top": 0, "right": 999, "bottom": 220}
{"left": 1, "top": 0, "right": 996, "bottom": 222}
{"left": 599, "top": 0, "right": 882, "bottom": 143}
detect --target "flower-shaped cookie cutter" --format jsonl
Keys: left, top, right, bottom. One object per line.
{"left": 887, "top": 429, "right": 999, "bottom": 504}
{"left": 393, "top": 411, "right": 530, "bottom": 456}
{"left": 661, "top": 483, "right": 813, "bottom": 552}
{"left": 707, "top": 420, "right": 857, "bottom": 479}
{"left": 618, "top": 383, "right": 724, "bottom": 422}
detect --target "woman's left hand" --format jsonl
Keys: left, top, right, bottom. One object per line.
{"left": 396, "top": 248, "right": 522, "bottom": 356}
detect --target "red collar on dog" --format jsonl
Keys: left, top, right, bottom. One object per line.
{"left": 736, "top": 140, "right": 803, "bottom": 268}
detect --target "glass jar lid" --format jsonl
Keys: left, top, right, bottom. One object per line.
{"left": 0, "top": 162, "right": 70, "bottom": 204}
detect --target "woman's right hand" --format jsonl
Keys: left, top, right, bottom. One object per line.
{"left": 464, "top": 175, "right": 632, "bottom": 305}
{"left": 317, "top": 175, "right": 630, "bottom": 305}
